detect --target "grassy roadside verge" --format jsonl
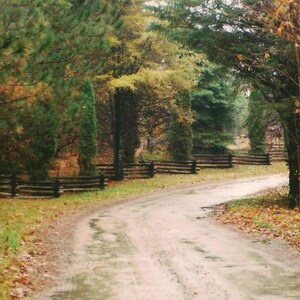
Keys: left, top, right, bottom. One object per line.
{"left": 217, "top": 186, "right": 300, "bottom": 252}
{"left": 0, "top": 163, "right": 287, "bottom": 299}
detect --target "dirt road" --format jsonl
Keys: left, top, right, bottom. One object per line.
{"left": 38, "top": 174, "right": 300, "bottom": 300}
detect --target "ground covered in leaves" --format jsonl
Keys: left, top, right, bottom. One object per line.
{"left": 217, "top": 187, "right": 300, "bottom": 252}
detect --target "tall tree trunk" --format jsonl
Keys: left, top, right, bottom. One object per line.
{"left": 112, "top": 89, "right": 139, "bottom": 179}
{"left": 294, "top": 44, "right": 300, "bottom": 207}
{"left": 283, "top": 110, "right": 299, "bottom": 209}
{"left": 113, "top": 90, "right": 124, "bottom": 180}
{"left": 122, "top": 93, "right": 140, "bottom": 163}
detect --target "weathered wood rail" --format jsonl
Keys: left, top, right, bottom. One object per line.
{"left": 59, "top": 175, "right": 106, "bottom": 193}
{"left": 17, "top": 179, "right": 61, "bottom": 198}
{"left": 0, "top": 175, "right": 17, "bottom": 197}
{"left": 268, "top": 147, "right": 287, "bottom": 162}
{"left": 97, "top": 163, "right": 155, "bottom": 180}
{"left": 193, "top": 154, "right": 233, "bottom": 168}
{"left": 269, "top": 151, "right": 287, "bottom": 162}
{"left": 123, "top": 163, "right": 155, "bottom": 179}
{"left": 268, "top": 142, "right": 287, "bottom": 162}
{"left": 151, "top": 160, "right": 198, "bottom": 174}
{"left": 233, "top": 153, "right": 271, "bottom": 165}
{"left": 0, "top": 174, "right": 105, "bottom": 199}
{"left": 97, "top": 161, "right": 198, "bottom": 179}
{"left": 96, "top": 164, "right": 115, "bottom": 180}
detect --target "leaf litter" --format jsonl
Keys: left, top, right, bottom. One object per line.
{"left": 216, "top": 186, "right": 300, "bottom": 252}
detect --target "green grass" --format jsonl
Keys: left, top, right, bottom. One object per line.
{"left": 0, "top": 162, "right": 287, "bottom": 299}
{"left": 253, "top": 217, "right": 276, "bottom": 230}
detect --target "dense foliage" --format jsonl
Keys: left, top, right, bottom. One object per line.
{"left": 1, "top": 0, "right": 299, "bottom": 207}
{"left": 152, "top": 0, "right": 300, "bottom": 207}
{"left": 192, "top": 65, "right": 235, "bottom": 154}
{"left": 246, "top": 90, "right": 267, "bottom": 153}
{"left": 78, "top": 81, "right": 98, "bottom": 176}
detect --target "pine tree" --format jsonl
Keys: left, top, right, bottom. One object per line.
{"left": 95, "top": 0, "right": 202, "bottom": 178}
{"left": 78, "top": 81, "right": 98, "bottom": 176}
{"left": 153, "top": 0, "right": 300, "bottom": 206}
{"left": 192, "top": 65, "right": 234, "bottom": 154}
{"left": 24, "top": 101, "right": 58, "bottom": 180}
{"left": 0, "top": 0, "right": 120, "bottom": 176}
{"left": 247, "top": 90, "right": 267, "bottom": 153}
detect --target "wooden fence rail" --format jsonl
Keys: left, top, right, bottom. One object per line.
{"left": 97, "top": 163, "right": 156, "bottom": 180}
{"left": 233, "top": 153, "right": 271, "bottom": 165}
{"left": 268, "top": 150, "right": 287, "bottom": 162}
{"left": 193, "top": 154, "right": 233, "bottom": 168}
{"left": 193, "top": 153, "right": 273, "bottom": 166}
{"left": 123, "top": 163, "right": 155, "bottom": 179}
{"left": 97, "top": 161, "right": 198, "bottom": 178}
{"left": 0, "top": 175, "right": 16, "bottom": 197}
{"left": 0, "top": 175, "right": 105, "bottom": 199}
{"left": 59, "top": 175, "right": 106, "bottom": 193}
{"left": 150, "top": 160, "right": 198, "bottom": 174}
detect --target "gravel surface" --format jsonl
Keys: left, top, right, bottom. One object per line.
{"left": 33, "top": 174, "right": 300, "bottom": 300}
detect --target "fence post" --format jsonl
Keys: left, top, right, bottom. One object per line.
{"left": 149, "top": 162, "right": 155, "bottom": 178}
{"left": 99, "top": 174, "right": 105, "bottom": 190}
{"left": 191, "top": 160, "right": 197, "bottom": 174}
{"left": 11, "top": 174, "right": 18, "bottom": 197}
{"left": 228, "top": 154, "right": 233, "bottom": 168}
{"left": 266, "top": 153, "right": 271, "bottom": 165}
{"left": 53, "top": 178, "right": 61, "bottom": 198}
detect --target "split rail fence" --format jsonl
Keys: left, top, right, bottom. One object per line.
{"left": 232, "top": 153, "right": 271, "bottom": 165}
{"left": 0, "top": 174, "right": 105, "bottom": 199}
{"left": 97, "top": 160, "right": 198, "bottom": 179}
{"left": 1, "top": 152, "right": 278, "bottom": 199}
{"left": 151, "top": 160, "right": 198, "bottom": 174}
{"left": 193, "top": 154, "right": 233, "bottom": 168}
{"left": 97, "top": 162, "right": 155, "bottom": 180}
{"left": 193, "top": 153, "right": 273, "bottom": 167}
{"left": 267, "top": 142, "right": 287, "bottom": 162}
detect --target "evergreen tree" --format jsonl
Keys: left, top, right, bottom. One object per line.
{"left": 169, "top": 93, "right": 193, "bottom": 160}
{"left": 24, "top": 101, "right": 58, "bottom": 180}
{"left": 153, "top": 0, "right": 299, "bottom": 206}
{"left": 78, "top": 81, "right": 98, "bottom": 176}
{"left": 192, "top": 65, "right": 234, "bottom": 154}
{"left": 95, "top": 0, "right": 202, "bottom": 178}
{"left": 0, "top": 0, "right": 120, "bottom": 176}
{"left": 247, "top": 90, "right": 267, "bottom": 153}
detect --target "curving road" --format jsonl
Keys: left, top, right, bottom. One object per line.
{"left": 39, "top": 174, "right": 300, "bottom": 300}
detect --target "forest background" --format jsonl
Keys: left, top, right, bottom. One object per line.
{"left": 1, "top": 0, "right": 299, "bottom": 207}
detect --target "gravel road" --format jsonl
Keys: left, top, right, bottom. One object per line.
{"left": 39, "top": 174, "right": 300, "bottom": 300}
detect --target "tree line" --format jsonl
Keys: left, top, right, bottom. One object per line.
{"left": 0, "top": 0, "right": 238, "bottom": 179}
{"left": 2, "top": 0, "right": 298, "bottom": 208}
{"left": 151, "top": 0, "right": 300, "bottom": 208}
